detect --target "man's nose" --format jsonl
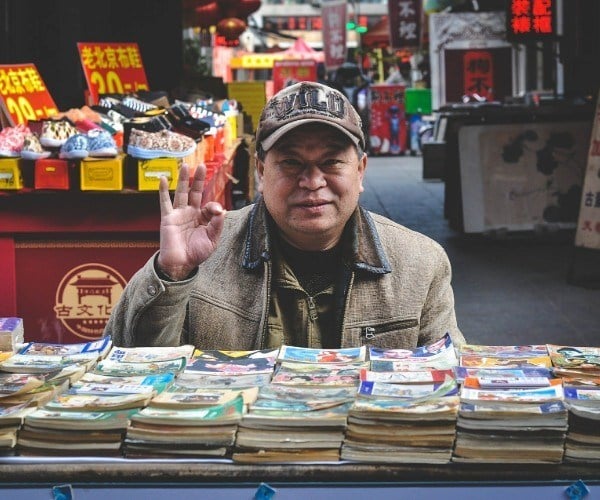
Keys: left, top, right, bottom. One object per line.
{"left": 298, "top": 164, "right": 326, "bottom": 189}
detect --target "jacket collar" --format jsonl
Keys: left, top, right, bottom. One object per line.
{"left": 242, "top": 198, "right": 391, "bottom": 275}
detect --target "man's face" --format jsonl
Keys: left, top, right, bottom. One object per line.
{"left": 257, "top": 123, "right": 367, "bottom": 251}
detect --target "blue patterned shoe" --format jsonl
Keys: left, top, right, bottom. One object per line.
{"left": 87, "top": 129, "right": 118, "bottom": 157}
{"left": 59, "top": 134, "right": 89, "bottom": 159}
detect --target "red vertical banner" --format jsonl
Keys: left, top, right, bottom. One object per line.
{"left": 463, "top": 51, "right": 494, "bottom": 101}
{"left": 388, "top": 0, "right": 422, "bottom": 49}
{"left": 77, "top": 42, "right": 150, "bottom": 104}
{"left": 321, "top": 0, "right": 347, "bottom": 71}
{"left": 272, "top": 60, "right": 318, "bottom": 94}
{"left": 368, "top": 84, "right": 407, "bottom": 156}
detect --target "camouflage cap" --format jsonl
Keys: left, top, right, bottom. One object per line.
{"left": 256, "top": 81, "right": 365, "bottom": 152}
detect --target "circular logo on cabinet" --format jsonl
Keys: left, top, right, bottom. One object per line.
{"left": 54, "top": 263, "right": 126, "bottom": 340}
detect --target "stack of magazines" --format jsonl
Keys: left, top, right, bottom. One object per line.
{"left": 124, "top": 348, "right": 275, "bottom": 458}
{"left": 548, "top": 344, "right": 600, "bottom": 463}
{"left": 232, "top": 345, "right": 366, "bottom": 463}
{"left": 452, "top": 343, "right": 567, "bottom": 464}
{"left": 17, "top": 342, "right": 188, "bottom": 456}
{"left": 341, "top": 333, "right": 460, "bottom": 464}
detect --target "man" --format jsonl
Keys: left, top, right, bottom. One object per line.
{"left": 105, "top": 81, "right": 464, "bottom": 350}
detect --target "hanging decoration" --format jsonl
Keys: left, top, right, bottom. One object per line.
{"left": 183, "top": 0, "right": 262, "bottom": 41}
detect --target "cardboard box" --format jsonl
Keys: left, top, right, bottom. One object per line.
{"left": 34, "top": 158, "right": 71, "bottom": 190}
{"left": 137, "top": 157, "right": 179, "bottom": 191}
{"left": 80, "top": 155, "right": 124, "bottom": 191}
{"left": 0, "top": 158, "right": 23, "bottom": 190}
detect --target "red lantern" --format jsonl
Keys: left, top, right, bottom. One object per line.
{"left": 216, "top": 17, "right": 247, "bottom": 41}
{"left": 188, "top": 0, "right": 261, "bottom": 31}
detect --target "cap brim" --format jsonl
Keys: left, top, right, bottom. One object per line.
{"left": 261, "top": 118, "right": 361, "bottom": 152}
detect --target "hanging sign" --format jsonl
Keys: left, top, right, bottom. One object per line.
{"left": 272, "top": 60, "right": 317, "bottom": 94}
{"left": 388, "top": 0, "right": 422, "bottom": 49}
{"left": 77, "top": 42, "right": 149, "bottom": 104}
{"left": 0, "top": 63, "right": 58, "bottom": 126}
{"left": 463, "top": 50, "right": 494, "bottom": 101}
{"left": 321, "top": 0, "right": 347, "bottom": 71}
{"left": 507, "top": 0, "right": 557, "bottom": 41}
{"left": 575, "top": 91, "right": 600, "bottom": 250}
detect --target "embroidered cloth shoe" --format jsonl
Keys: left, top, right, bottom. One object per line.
{"left": 40, "top": 119, "right": 78, "bottom": 148}
{"left": 0, "top": 124, "right": 30, "bottom": 157}
{"left": 127, "top": 129, "right": 196, "bottom": 159}
{"left": 21, "top": 134, "right": 52, "bottom": 160}
{"left": 87, "top": 129, "right": 118, "bottom": 157}
{"left": 59, "top": 133, "right": 89, "bottom": 159}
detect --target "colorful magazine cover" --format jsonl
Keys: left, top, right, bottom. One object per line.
{"left": 358, "top": 378, "right": 459, "bottom": 400}
{"left": 368, "top": 332, "right": 455, "bottom": 361}
{"left": 92, "top": 357, "right": 187, "bottom": 377}
{"left": 185, "top": 354, "right": 276, "bottom": 376}
{"left": 547, "top": 344, "right": 600, "bottom": 369}
{"left": 173, "top": 372, "right": 272, "bottom": 389}
{"left": 105, "top": 344, "right": 195, "bottom": 363}
{"left": 271, "top": 362, "right": 364, "bottom": 386}
{"left": 459, "top": 343, "right": 549, "bottom": 358}
{"left": 18, "top": 337, "right": 112, "bottom": 357}
{"left": 458, "top": 354, "right": 552, "bottom": 369}
{"left": 454, "top": 366, "right": 553, "bottom": 384}
{"left": 277, "top": 345, "right": 367, "bottom": 364}
{"left": 460, "top": 380, "right": 564, "bottom": 404}
{"left": 360, "top": 368, "right": 455, "bottom": 384}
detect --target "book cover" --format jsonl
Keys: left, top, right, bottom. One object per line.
{"left": 105, "top": 344, "right": 195, "bottom": 363}
{"left": 131, "top": 395, "right": 244, "bottom": 426}
{"left": 185, "top": 354, "right": 276, "bottom": 376}
{"left": 24, "top": 408, "right": 138, "bottom": 430}
{"left": 360, "top": 368, "right": 455, "bottom": 384}
{"left": 358, "top": 378, "right": 459, "bottom": 399}
{"left": 368, "top": 333, "right": 456, "bottom": 362}
{"left": 458, "top": 354, "right": 552, "bottom": 369}
{"left": 0, "top": 353, "right": 98, "bottom": 373}
{"left": 92, "top": 357, "right": 187, "bottom": 377}
{"left": 149, "top": 387, "right": 258, "bottom": 409}
{"left": 0, "top": 374, "right": 45, "bottom": 398}
{"left": 174, "top": 372, "right": 272, "bottom": 389}
{"left": 459, "top": 343, "right": 549, "bottom": 358}
{"left": 547, "top": 344, "right": 600, "bottom": 369}
{"left": 18, "top": 337, "right": 112, "bottom": 357}
{"left": 0, "top": 317, "right": 24, "bottom": 352}
{"left": 277, "top": 345, "right": 367, "bottom": 364}
{"left": 459, "top": 380, "right": 564, "bottom": 404}
{"left": 72, "top": 372, "right": 175, "bottom": 395}
{"left": 271, "top": 362, "right": 364, "bottom": 386}
{"left": 44, "top": 392, "right": 152, "bottom": 411}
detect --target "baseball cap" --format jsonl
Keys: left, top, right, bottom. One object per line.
{"left": 256, "top": 81, "right": 365, "bottom": 152}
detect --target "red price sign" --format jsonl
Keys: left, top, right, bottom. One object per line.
{"left": 0, "top": 63, "right": 59, "bottom": 125}
{"left": 77, "top": 42, "right": 149, "bottom": 104}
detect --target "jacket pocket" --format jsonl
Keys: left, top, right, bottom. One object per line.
{"left": 359, "top": 318, "right": 419, "bottom": 348}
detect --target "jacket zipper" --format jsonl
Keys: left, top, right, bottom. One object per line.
{"left": 361, "top": 318, "right": 419, "bottom": 340}
{"left": 307, "top": 296, "right": 318, "bottom": 322}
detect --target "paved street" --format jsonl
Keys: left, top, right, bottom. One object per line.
{"left": 359, "top": 155, "right": 600, "bottom": 347}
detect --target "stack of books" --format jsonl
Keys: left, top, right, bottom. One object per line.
{"left": 232, "top": 345, "right": 365, "bottom": 463}
{"left": 453, "top": 343, "right": 567, "bottom": 464}
{"left": 0, "top": 317, "right": 24, "bottom": 356}
{"left": 548, "top": 344, "right": 600, "bottom": 463}
{"left": 341, "top": 334, "right": 460, "bottom": 463}
{"left": 123, "top": 348, "right": 275, "bottom": 457}
{"left": 17, "top": 342, "right": 187, "bottom": 456}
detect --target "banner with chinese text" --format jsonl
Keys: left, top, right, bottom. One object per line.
{"left": 321, "top": 0, "right": 347, "bottom": 71}
{"left": 0, "top": 64, "right": 58, "bottom": 126}
{"left": 77, "top": 42, "right": 149, "bottom": 104}
{"left": 388, "top": 0, "right": 422, "bottom": 49}
{"left": 575, "top": 91, "right": 600, "bottom": 250}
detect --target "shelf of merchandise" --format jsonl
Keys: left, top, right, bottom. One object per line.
{"left": 0, "top": 146, "right": 238, "bottom": 342}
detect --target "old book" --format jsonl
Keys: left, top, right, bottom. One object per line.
{"left": 148, "top": 387, "right": 259, "bottom": 409}
{"left": 105, "top": 344, "right": 195, "bottom": 363}
{"left": 547, "top": 344, "right": 600, "bottom": 370}
{"left": 360, "top": 368, "right": 455, "bottom": 384}
{"left": 0, "top": 317, "right": 24, "bottom": 352}
{"left": 232, "top": 448, "right": 341, "bottom": 463}
{"left": 130, "top": 395, "right": 244, "bottom": 426}
{"left": 44, "top": 392, "right": 152, "bottom": 411}
{"left": 368, "top": 333, "right": 458, "bottom": 369}
{"left": 174, "top": 372, "right": 272, "bottom": 389}
{"left": 18, "top": 336, "right": 112, "bottom": 358}
{"left": 271, "top": 361, "right": 364, "bottom": 387}
{"left": 0, "top": 353, "right": 98, "bottom": 374}
{"left": 277, "top": 345, "right": 366, "bottom": 364}
{"left": 357, "top": 378, "right": 458, "bottom": 400}
{"left": 185, "top": 348, "right": 278, "bottom": 376}
{"left": 0, "top": 373, "right": 45, "bottom": 398}
{"left": 92, "top": 357, "right": 187, "bottom": 377}
{"left": 24, "top": 408, "right": 138, "bottom": 431}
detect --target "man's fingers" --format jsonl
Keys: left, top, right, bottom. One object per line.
{"left": 188, "top": 163, "right": 207, "bottom": 209}
{"left": 158, "top": 176, "right": 173, "bottom": 216}
{"left": 172, "top": 164, "right": 191, "bottom": 209}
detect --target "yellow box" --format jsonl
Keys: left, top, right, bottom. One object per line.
{"left": 80, "top": 155, "right": 124, "bottom": 191}
{"left": 137, "top": 157, "right": 180, "bottom": 191}
{"left": 0, "top": 158, "right": 23, "bottom": 190}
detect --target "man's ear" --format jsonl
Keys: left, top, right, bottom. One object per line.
{"left": 358, "top": 152, "right": 367, "bottom": 193}
{"left": 255, "top": 154, "right": 265, "bottom": 193}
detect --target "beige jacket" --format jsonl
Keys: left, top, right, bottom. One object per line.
{"left": 105, "top": 201, "right": 465, "bottom": 350}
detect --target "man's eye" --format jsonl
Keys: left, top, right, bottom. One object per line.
{"left": 279, "top": 160, "right": 303, "bottom": 170}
